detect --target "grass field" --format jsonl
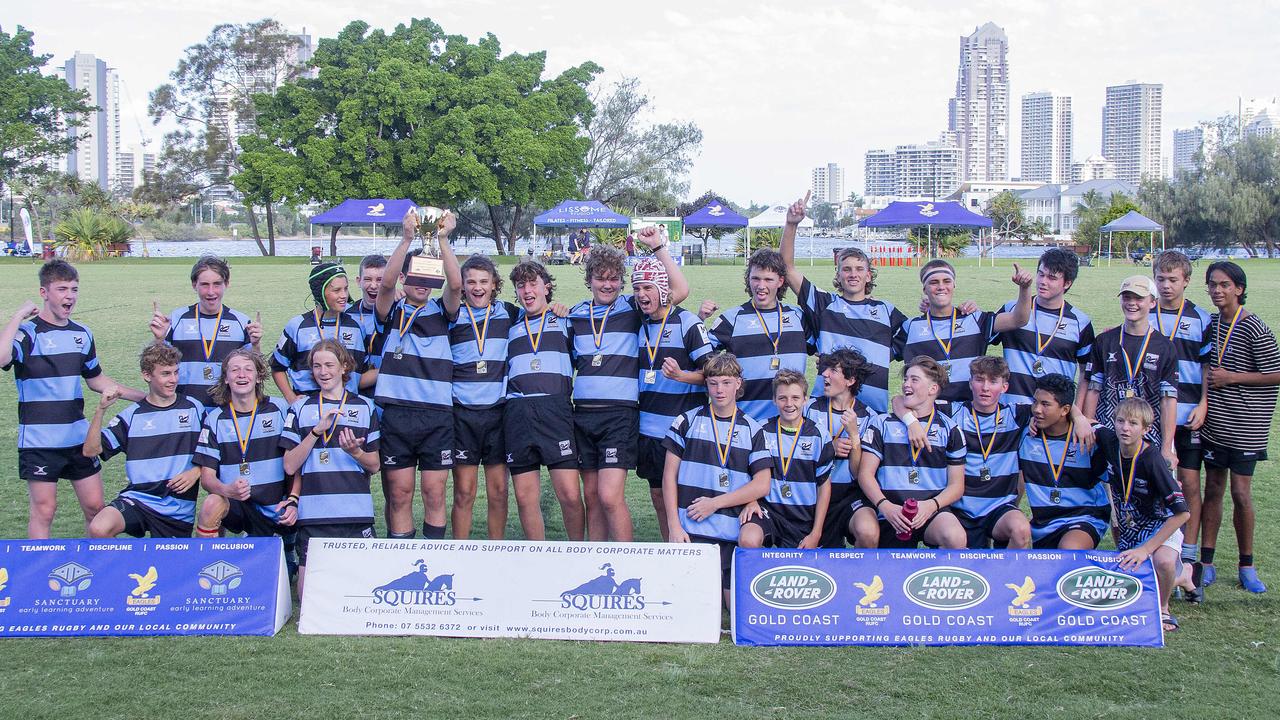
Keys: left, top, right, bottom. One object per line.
{"left": 0, "top": 254, "right": 1277, "bottom": 720}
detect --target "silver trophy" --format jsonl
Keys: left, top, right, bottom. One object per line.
{"left": 406, "top": 205, "right": 449, "bottom": 289}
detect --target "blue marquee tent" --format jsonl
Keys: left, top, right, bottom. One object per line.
{"left": 1100, "top": 210, "right": 1164, "bottom": 266}
{"left": 682, "top": 201, "right": 748, "bottom": 228}
{"left": 309, "top": 199, "right": 421, "bottom": 256}
{"left": 860, "top": 201, "right": 992, "bottom": 259}
{"left": 533, "top": 200, "right": 630, "bottom": 227}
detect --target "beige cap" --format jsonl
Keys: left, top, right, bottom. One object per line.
{"left": 1117, "top": 275, "right": 1156, "bottom": 299}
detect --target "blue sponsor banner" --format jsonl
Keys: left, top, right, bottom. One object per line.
{"left": 732, "top": 548, "right": 1163, "bottom": 647}
{"left": 0, "top": 538, "right": 291, "bottom": 637}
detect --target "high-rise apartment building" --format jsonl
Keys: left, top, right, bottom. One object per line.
{"left": 948, "top": 22, "right": 1009, "bottom": 182}
{"left": 864, "top": 150, "right": 897, "bottom": 197}
{"left": 1070, "top": 154, "right": 1117, "bottom": 184}
{"left": 1102, "top": 82, "right": 1163, "bottom": 183}
{"left": 811, "top": 163, "right": 846, "bottom": 204}
{"left": 1021, "top": 92, "right": 1073, "bottom": 184}
{"left": 1172, "top": 123, "right": 1220, "bottom": 175}
{"left": 62, "top": 52, "right": 121, "bottom": 190}
{"left": 895, "top": 139, "right": 962, "bottom": 199}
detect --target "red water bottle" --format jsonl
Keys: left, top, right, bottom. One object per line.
{"left": 897, "top": 498, "right": 918, "bottom": 541}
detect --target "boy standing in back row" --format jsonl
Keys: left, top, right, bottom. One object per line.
{"left": 1, "top": 260, "right": 143, "bottom": 538}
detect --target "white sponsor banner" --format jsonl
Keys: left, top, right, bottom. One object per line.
{"left": 298, "top": 539, "right": 722, "bottom": 643}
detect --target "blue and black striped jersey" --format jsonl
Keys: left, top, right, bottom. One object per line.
{"left": 99, "top": 396, "right": 205, "bottom": 524}
{"left": 1019, "top": 428, "right": 1110, "bottom": 543}
{"left": 449, "top": 301, "right": 517, "bottom": 409}
{"left": 798, "top": 278, "right": 906, "bottom": 413}
{"left": 663, "top": 405, "right": 772, "bottom": 542}
{"left": 5, "top": 317, "right": 102, "bottom": 449}
{"left": 271, "top": 310, "right": 368, "bottom": 395}
{"left": 860, "top": 410, "right": 965, "bottom": 507}
{"left": 637, "top": 305, "right": 714, "bottom": 438}
{"left": 506, "top": 308, "right": 573, "bottom": 400}
{"left": 162, "top": 304, "right": 253, "bottom": 406}
{"left": 897, "top": 311, "right": 999, "bottom": 403}
{"left": 569, "top": 295, "right": 642, "bottom": 406}
{"left": 374, "top": 297, "right": 454, "bottom": 410}
{"left": 945, "top": 401, "right": 1029, "bottom": 520}
{"left": 348, "top": 299, "right": 386, "bottom": 370}
{"left": 761, "top": 416, "right": 833, "bottom": 546}
{"left": 708, "top": 301, "right": 810, "bottom": 421}
{"left": 281, "top": 392, "right": 380, "bottom": 526}
{"left": 997, "top": 300, "right": 1094, "bottom": 406}
{"left": 802, "top": 396, "right": 873, "bottom": 511}
{"left": 194, "top": 397, "right": 291, "bottom": 521}
{"left": 1149, "top": 301, "right": 1212, "bottom": 425}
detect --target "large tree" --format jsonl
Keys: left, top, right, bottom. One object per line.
{"left": 578, "top": 77, "right": 702, "bottom": 213}
{"left": 984, "top": 190, "right": 1047, "bottom": 253}
{"left": 0, "top": 26, "right": 94, "bottom": 199}
{"left": 148, "top": 19, "right": 306, "bottom": 255}
{"left": 243, "top": 18, "right": 600, "bottom": 255}
{"left": 677, "top": 189, "right": 743, "bottom": 257}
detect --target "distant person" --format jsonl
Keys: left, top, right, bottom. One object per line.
{"left": 82, "top": 343, "right": 203, "bottom": 539}
{"left": 625, "top": 232, "right": 637, "bottom": 257}
{"left": 149, "top": 256, "right": 262, "bottom": 407}
{"left": 0, "top": 259, "right": 144, "bottom": 538}
{"left": 1199, "top": 261, "right": 1280, "bottom": 593}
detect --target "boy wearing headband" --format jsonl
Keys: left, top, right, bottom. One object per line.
{"left": 271, "top": 261, "right": 372, "bottom": 403}
{"left": 632, "top": 254, "right": 713, "bottom": 541}
{"left": 780, "top": 192, "right": 907, "bottom": 413}
{"left": 373, "top": 209, "right": 462, "bottom": 541}
{"left": 1082, "top": 276, "right": 1178, "bottom": 469}
{"left": 568, "top": 226, "right": 687, "bottom": 542}
{"left": 897, "top": 259, "right": 1034, "bottom": 403}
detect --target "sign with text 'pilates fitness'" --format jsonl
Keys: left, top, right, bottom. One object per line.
{"left": 0, "top": 538, "right": 290, "bottom": 637}
{"left": 299, "top": 539, "right": 721, "bottom": 643}
{"left": 732, "top": 549, "right": 1163, "bottom": 647}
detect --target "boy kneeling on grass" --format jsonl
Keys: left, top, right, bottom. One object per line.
{"left": 1096, "top": 397, "right": 1193, "bottom": 633}
{"left": 739, "top": 370, "right": 835, "bottom": 549}
{"left": 663, "top": 352, "right": 772, "bottom": 604}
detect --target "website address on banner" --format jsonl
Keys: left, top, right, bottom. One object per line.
{"left": 503, "top": 625, "right": 649, "bottom": 638}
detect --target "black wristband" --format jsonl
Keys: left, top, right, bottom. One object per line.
{"left": 310, "top": 428, "right": 323, "bottom": 439}
{"left": 874, "top": 498, "right": 888, "bottom": 509}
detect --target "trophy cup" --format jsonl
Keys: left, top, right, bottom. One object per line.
{"left": 405, "top": 205, "right": 449, "bottom": 289}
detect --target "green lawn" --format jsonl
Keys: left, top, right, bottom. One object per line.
{"left": 0, "top": 255, "right": 1277, "bottom": 719}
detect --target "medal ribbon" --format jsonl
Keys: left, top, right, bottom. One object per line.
{"left": 1156, "top": 300, "right": 1186, "bottom": 341}
{"left": 709, "top": 404, "right": 739, "bottom": 470}
{"left": 313, "top": 308, "right": 343, "bottom": 342}
{"left": 642, "top": 307, "right": 672, "bottom": 370}
{"left": 466, "top": 304, "right": 491, "bottom": 356}
{"left": 1215, "top": 306, "right": 1244, "bottom": 366}
{"left": 589, "top": 301, "right": 613, "bottom": 352}
{"left": 318, "top": 391, "right": 348, "bottom": 446}
{"left": 1119, "top": 440, "right": 1146, "bottom": 505}
{"left": 1042, "top": 422, "right": 1074, "bottom": 490}
{"left": 230, "top": 402, "right": 257, "bottom": 464}
{"left": 524, "top": 309, "right": 549, "bottom": 355}
{"left": 198, "top": 305, "right": 224, "bottom": 362}
{"left": 1119, "top": 329, "right": 1153, "bottom": 389}
{"left": 970, "top": 405, "right": 1000, "bottom": 464}
{"left": 930, "top": 308, "right": 956, "bottom": 359}
{"left": 357, "top": 302, "right": 378, "bottom": 354}
{"left": 775, "top": 424, "right": 803, "bottom": 478}
{"left": 1035, "top": 303, "right": 1065, "bottom": 356}
{"left": 753, "top": 304, "right": 782, "bottom": 356}
{"left": 909, "top": 411, "right": 936, "bottom": 468}
{"left": 396, "top": 301, "right": 426, "bottom": 350}
{"left": 826, "top": 402, "right": 849, "bottom": 440}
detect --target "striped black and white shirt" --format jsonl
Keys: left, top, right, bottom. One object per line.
{"left": 897, "top": 311, "right": 999, "bottom": 403}
{"left": 997, "top": 300, "right": 1094, "bottom": 406}
{"left": 944, "top": 401, "right": 1029, "bottom": 521}
{"left": 1150, "top": 301, "right": 1212, "bottom": 426}
{"left": 709, "top": 301, "right": 811, "bottom": 421}
{"left": 663, "top": 405, "right": 772, "bottom": 542}
{"left": 163, "top": 304, "right": 253, "bottom": 406}
{"left": 569, "top": 295, "right": 642, "bottom": 407}
{"left": 798, "top": 278, "right": 906, "bottom": 413}
{"left": 449, "top": 301, "right": 517, "bottom": 410}
{"left": 1202, "top": 311, "right": 1280, "bottom": 452}
{"left": 637, "top": 305, "right": 714, "bottom": 439}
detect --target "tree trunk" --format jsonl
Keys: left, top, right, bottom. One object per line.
{"left": 486, "top": 204, "right": 505, "bottom": 254}
{"left": 329, "top": 226, "right": 339, "bottom": 257}
{"left": 505, "top": 207, "right": 523, "bottom": 256}
{"left": 265, "top": 201, "right": 276, "bottom": 257}
{"left": 244, "top": 202, "right": 269, "bottom": 256}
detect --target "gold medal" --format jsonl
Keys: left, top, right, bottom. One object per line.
{"left": 1050, "top": 489, "right": 1062, "bottom": 504}
{"left": 980, "top": 465, "right": 990, "bottom": 481}
{"left": 393, "top": 350, "right": 404, "bottom": 360}
{"left": 754, "top": 303, "right": 783, "bottom": 366}
{"left": 318, "top": 449, "right": 331, "bottom": 464}
{"left": 1032, "top": 360, "right": 1044, "bottom": 375}
{"left": 770, "top": 356, "right": 780, "bottom": 370}
{"left": 524, "top": 310, "right": 548, "bottom": 375}
{"left": 592, "top": 353, "right": 603, "bottom": 367}
{"left": 718, "top": 472, "right": 730, "bottom": 488}
{"left": 476, "top": 360, "right": 487, "bottom": 375}
{"left": 644, "top": 369, "right": 657, "bottom": 385}
{"left": 588, "top": 300, "right": 613, "bottom": 366}
{"left": 203, "top": 365, "right": 215, "bottom": 380}
{"left": 239, "top": 462, "right": 251, "bottom": 476}
{"left": 908, "top": 468, "right": 920, "bottom": 483}
{"left": 710, "top": 404, "right": 738, "bottom": 491}
{"left": 530, "top": 358, "right": 542, "bottom": 371}
{"left": 1124, "top": 387, "right": 1135, "bottom": 398}
{"left": 781, "top": 483, "right": 793, "bottom": 498}
{"left": 641, "top": 308, "right": 671, "bottom": 386}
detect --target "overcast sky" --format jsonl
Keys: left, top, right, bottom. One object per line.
{"left": 10, "top": 0, "right": 1279, "bottom": 206}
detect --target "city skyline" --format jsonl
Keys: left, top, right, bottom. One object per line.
{"left": 9, "top": 0, "right": 1278, "bottom": 204}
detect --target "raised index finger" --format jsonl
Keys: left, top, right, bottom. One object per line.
{"left": 802, "top": 189, "right": 811, "bottom": 206}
